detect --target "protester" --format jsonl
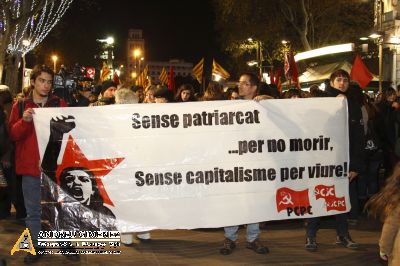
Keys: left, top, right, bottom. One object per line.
{"left": 226, "top": 87, "right": 240, "bottom": 100}
{"left": 0, "top": 87, "right": 26, "bottom": 220}
{"left": 90, "top": 80, "right": 117, "bottom": 106}
{"left": 346, "top": 85, "right": 383, "bottom": 222}
{"left": 202, "top": 81, "right": 225, "bottom": 101}
{"left": 305, "top": 69, "right": 365, "bottom": 251}
{"left": 376, "top": 87, "right": 400, "bottom": 176}
{"left": 154, "top": 86, "right": 173, "bottom": 103}
{"left": 131, "top": 85, "right": 144, "bottom": 103}
{"left": 8, "top": 65, "right": 79, "bottom": 264}
{"left": 175, "top": 84, "right": 196, "bottom": 102}
{"left": 220, "top": 72, "right": 268, "bottom": 256}
{"left": 365, "top": 163, "right": 400, "bottom": 265}
{"left": 143, "top": 85, "right": 156, "bottom": 103}
{"left": 114, "top": 88, "right": 153, "bottom": 245}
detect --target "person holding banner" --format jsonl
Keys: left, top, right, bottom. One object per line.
{"left": 7, "top": 65, "right": 74, "bottom": 264}
{"left": 365, "top": 163, "right": 400, "bottom": 266}
{"left": 305, "top": 69, "right": 365, "bottom": 251}
{"left": 114, "top": 88, "right": 152, "bottom": 245}
{"left": 220, "top": 72, "right": 268, "bottom": 255}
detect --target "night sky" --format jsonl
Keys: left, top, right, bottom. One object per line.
{"left": 35, "top": 0, "right": 219, "bottom": 68}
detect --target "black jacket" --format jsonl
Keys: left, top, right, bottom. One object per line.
{"left": 325, "top": 86, "right": 365, "bottom": 173}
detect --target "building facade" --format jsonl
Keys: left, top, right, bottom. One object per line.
{"left": 126, "top": 29, "right": 193, "bottom": 85}
{"left": 127, "top": 29, "right": 145, "bottom": 79}
{"left": 379, "top": 0, "right": 400, "bottom": 86}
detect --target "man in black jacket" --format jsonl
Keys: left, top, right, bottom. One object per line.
{"left": 305, "top": 69, "right": 365, "bottom": 251}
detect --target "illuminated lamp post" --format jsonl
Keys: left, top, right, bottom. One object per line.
{"left": 51, "top": 55, "right": 58, "bottom": 73}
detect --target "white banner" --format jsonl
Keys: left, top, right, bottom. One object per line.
{"left": 33, "top": 98, "right": 349, "bottom": 232}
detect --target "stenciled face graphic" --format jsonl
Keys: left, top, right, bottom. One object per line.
{"left": 62, "top": 169, "right": 94, "bottom": 205}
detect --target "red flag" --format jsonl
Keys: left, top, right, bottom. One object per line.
{"left": 314, "top": 185, "right": 337, "bottom": 200}
{"left": 325, "top": 196, "right": 346, "bottom": 211}
{"left": 289, "top": 51, "right": 300, "bottom": 89}
{"left": 284, "top": 51, "right": 300, "bottom": 89}
{"left": 350, "top": 54, "right": 373, "bottom": 89}
{"left": 168, "top": 65, "right": 176, "bottom": 94}
{"left": 113, "top": 71, "right": 120, "bottom": 86}
{"left": 276, "top": 187, "right": 310, "bottom": 213}
{"left": 314, "top": 185, "right": 347, "bottom": 212}
{"left": 275, "top": 68, "right": 282, "bottom": 92}
{"left": 269, "top": 69, "right": 275, "bottom": 85}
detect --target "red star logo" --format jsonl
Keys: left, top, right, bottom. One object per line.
{"left": 55, "top": 135, "right": 124, "bottom": 206}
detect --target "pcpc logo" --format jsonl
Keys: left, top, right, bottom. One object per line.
{"left": 276, "top": 187, "right": 313, "bottom": 217}
{"left": 314, "top": 185, "right": 346, "bottom": 211}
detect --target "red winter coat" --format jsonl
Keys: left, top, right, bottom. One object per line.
{"left": 8, "top": 94, "right": 67, "bottom": 177}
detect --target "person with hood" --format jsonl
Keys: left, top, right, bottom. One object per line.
{"left": 89, "top": 80, "right": 117, "bottom": 106}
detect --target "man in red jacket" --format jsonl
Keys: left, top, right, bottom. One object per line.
{"left": 8, "top": 65, "right": 69, "bottom": 264}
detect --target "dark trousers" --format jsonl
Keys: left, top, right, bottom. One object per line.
{"left": 306, "top": 213, "right": 349, "bottom": 238}
{"left": 0, "top": 167, "right": 26, "bottom": 219}
{"left": 357, "top": 159, "right": 381, "bottom": 198}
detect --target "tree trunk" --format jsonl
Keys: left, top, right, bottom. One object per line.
{"left": 300, "top": 33, "right": 312, "bottom": 51}
{"left": 0, "top": 42, "right": 6, "bottom": 84}
{"left": 4, "top": 54, "right": 22, "bottom": 96}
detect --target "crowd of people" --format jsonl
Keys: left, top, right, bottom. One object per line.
{"left": 0, "top": 64, "right": 400, "bottom": 265}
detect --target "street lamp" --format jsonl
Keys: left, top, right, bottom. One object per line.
{"left": 133, "top": 49, "right": 141, "bottom": 73}
{"left": 138, "top": 57, "right": 144, "bottom": 75}
{"left": 247, "top": 38, "right": 263, "bottom": 79}
{"left": 131, "top": 71, "right": 137, "bottom": 80}
{"left": 369, "top": 32, "right": 383, "bottom": 93}
{"left": 51, "top": 55, "right": 58, "bottom": 73}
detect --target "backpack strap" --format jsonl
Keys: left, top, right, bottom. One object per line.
{"left": 18, "top": 99, "right": 25, "bottom": 119}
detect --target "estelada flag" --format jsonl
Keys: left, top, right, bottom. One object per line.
{"left": 136, "top": 65, "right": 149, "bottom": 87}
{"left": 168, "top": 65, "right": 176, "bottom": 94}
{"left": 212, "top": 59, "right": 230, "bottom": 80}
{"left": 159, "top": 67, "right": 168, "bottom": 85}
{"left": 276, "top": 187, "right": 310, "bottom": 213}
{"left": 100, "top": 62, "right": 111, "bottom": 83}
{"left": 192, "top": 58, "right": 204, "bottom": 84}
{"left": 142, "top": 65, "right": 149, "bottom": 88}
{"left": 350, "top": 54, "right": 373, "bottom": 89}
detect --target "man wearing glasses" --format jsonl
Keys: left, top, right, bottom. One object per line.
{"left": 220, "top": 72, "right": 268, "bottom": 255}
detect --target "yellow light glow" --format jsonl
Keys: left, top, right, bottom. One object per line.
{"left": 131, "top": 72, "right": 137, "bottom": 78}
{"left": 133, "top": 49, "right": 141, "bottom": 58}
{"left": 51, "top": 55, "right": 58, "bottom": 61}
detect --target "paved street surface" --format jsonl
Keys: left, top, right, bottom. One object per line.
{"left": 0, "top": 217, "right": 382, "bottom": 266}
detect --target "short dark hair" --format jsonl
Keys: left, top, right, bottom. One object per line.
{"left": 241, "top": 72, "right": 259, "bottom": 87}
{"left": 330, "top": 69, "right": 350, "bottom": 82}
{"left": 30, "top": 64, "right": 54, "bottom": 82}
